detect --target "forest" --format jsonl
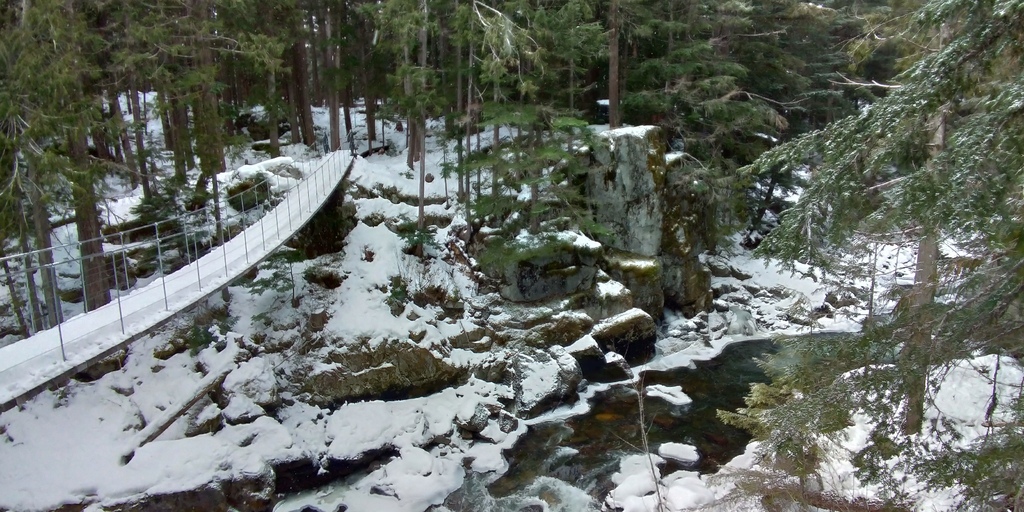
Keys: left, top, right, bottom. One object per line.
{"left": 4, "top": 0, "right": 1024, "bottom": 510}
{"left": 0, "top": 0, "right": 896, "bottom": 333}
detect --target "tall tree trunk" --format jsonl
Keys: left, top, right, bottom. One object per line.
{"left": 309, "top": 11, "right": 322, "bottom": 107}
{"left": 404, "top": 43, "right": 415, "bottom": 170}
{"left": 268, "top": 72, "right": 281, "bottom": 157}
{"left": 326, "top": 10, "right": 341, "bottom": 151}
{"left": 192, "top": 0, "right": 225, "bottom": 238}
{"left": 128, "top": 85, "right": 152, "bottom": 199}
{"left": 70, "top": 135, "right": 111, "bottom": 312}
{"left": 25, "top": 159, "right": 61, "bottom": 328}
{"left": 901, "top": 25, "right": 950, "bottom": 436}
{"left": 358, "top": 19, "right": 377, "bottom": 144}
{"left": 466, "top": 44, "right": 475, "bottom": 207}
{"left": 291, "top": 41, "right": 316, "bottom": 147}
{"left": 608, "top": 0, "right": 621, "bottom": 129}
{"left": 901, "top": 231, "right": 939, "bottom": 435}
{"left": 286, "top": 74, "right": 302, "bottom": 144}
{"left": 491, "top": 86, "right": 499, "bottom": 200}
{"left": 18, "top": 229, "right": 43, "bottom": 333}
{"left": 111, "top": 92, "right": 140, "bottom": 190}
{"left": 455, "top": 22, "right": 464, "bottom": 200}
{"left": 168, "top": 95, "right": 193, "bottom": 182}
{"left": 417, "top": 0, "right": 428, "bottom": 229}
{"left": 343, "top": 85, "right": 353, "bottom": 134}
{"left": 160, "top": 99, "right": 173, "bottom": 151}
{"left": 0, "top": 252, "right": 30, "bottom": 338}
{"left": 90, "top": 101, "right": 114, "bottom": 163}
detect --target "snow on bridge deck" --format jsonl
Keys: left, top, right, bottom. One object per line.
{"left": 0, "top": 151, "right": 354, "bottom": 412}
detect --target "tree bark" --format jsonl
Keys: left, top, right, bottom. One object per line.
{"left": 268, "top": 72, "right": 281, "bottom": 157}
{"left": 326, "top": 10, "right": 341, "bottom": 151}
{"left": 18, "top": 230, "right": 43, "bottom": 333}
{"left": 26, "top": 160, "right": 61, "bottom": 327}
{"left": 0, "top": 253, "right": 30, "bottom": 338}
{"left": 417, "top": 0, "right": 428, "bottom": 230}
{"left": 192, "top": 0, "right": 224, "bottom": 237}
{"left": 129, "top": 85, "right": 153, "bottom": 199}
{"left": 291, "top": 41, "right": 316, "bottom": 147}
{"left": 342, "top": 85, "right": 353, "bottom": 133}
{"left": 309, "top": 10, "right": 322, "bottom": 107}
{"left": 110, "top": 91, "right": 140, "bottom": 192}
{"left": 168, "top": 95, "right": 193, "bottom": 182}
{"left": 608, "top": 0, "right": 621, "bottom": 129}
{"left": 901, "top": 25, "right": 950, "bottom": 437}
{"left": 455, "top": 19, "right": 464, "bottom": 200}
{"left": 70, "top": 135, "right": 111, "bottom": 312}
{"left": 285, "top": 73, "right": 302, "bottom": 145}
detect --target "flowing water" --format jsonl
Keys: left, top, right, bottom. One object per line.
{"left": 443, "top": 339, "right": 777, "bottom": 511}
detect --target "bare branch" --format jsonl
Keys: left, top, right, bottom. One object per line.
{"left": 830, "top": 73, "right": 903, "bottom": 89}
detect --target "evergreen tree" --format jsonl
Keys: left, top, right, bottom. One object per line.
{"left": 740, "top": 0, "right": 1024, "bottom": 507}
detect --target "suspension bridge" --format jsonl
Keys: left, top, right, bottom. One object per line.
{"left": 0, "top": 150, "right": 355, "bottom": 413}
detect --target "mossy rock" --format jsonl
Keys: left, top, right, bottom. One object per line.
{"left": 601, "top": 249, "right": 663, "bottom": 319}
{"left": 484, "top": 233, "right": 603, "bottom": 303}
{"left": 588, "top": 127, "right": 666, "bottom": 257}
{"left": 301, "top": 341, "right": 465, "bottom": 406}
{"left": 524, "top": 310, "right": 595, "bottom": 348}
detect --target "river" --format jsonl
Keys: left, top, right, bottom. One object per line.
{"left": 441, "top": 338, "right": 777, "bottom": 511}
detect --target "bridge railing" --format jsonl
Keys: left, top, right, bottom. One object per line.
{"left": 0, "top": 150, "right": 350, "bottom": 399}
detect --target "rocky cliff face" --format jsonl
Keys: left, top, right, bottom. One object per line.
{"left": 589, "top": 126, "right": 712, "bottom": 317}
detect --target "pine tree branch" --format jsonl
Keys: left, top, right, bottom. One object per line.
{"left": 830, "top": 73, "right": 902, "bottom": 89}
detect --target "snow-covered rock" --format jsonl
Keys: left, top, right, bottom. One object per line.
{"left": 590, "top": 308, "right": 658, "bottom": 364}
{"left": 222, "top": 395, "right": 265, "bottom": 425}
{"left": 658, "top": 442, "right": 699, "bottom": 464}
{"left": 566, "top": 335, "right": 633, "bottom": 383}
{"left": 223, "top": 356, "right": 280, "bottom": 410}
{"left": 511, "top": 346, "right": 582, "bottom": 418}
{"left": 646, "top": 385, "right": 692, "bottom": 406}
{"left": 725, "top": 307, "right": 757, "bottom": 336}
{"left": 301, "top": 340, "right": 464, "bottom": 406}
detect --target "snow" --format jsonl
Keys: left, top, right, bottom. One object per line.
{"left": 604, "top": 453, "right": 666, "bottom": 512}
{"left": 646, "top": 385, "right": 692, "bottom": 406}
{"left": 597, "top": 278, "right": 628, "bottom": 298}
{"left": 223, "top": 356, "right": 279, "bottom": 406}
{"left": 601, "top": 125, "right": 659, "bottom": 140}
{"left": 565, "top": 334, "right": 600, "bottom": 354}
{"left": 516, "top": 346, "right": 577, "bottom": 410}
{"left": 658, "top": 442, "right": 699, "bottom": 464}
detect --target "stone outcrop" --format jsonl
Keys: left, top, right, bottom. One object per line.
{"left": 589, "top": 308, "right": 658, "bottom": 365}
{"left": 510, "top": 346, "right": 582, "bottom": 418}
{"left": 601, "top": 250, "right": 663, "bottom": 318}
{"left": 301, "top": 341, "right": 464, "bottom": 406}
{"left": 589, "top": 126, "right": 713, "bottom": 317}
{"left": 565, "top": 335, "right": 633, "bottom": 383}
{"left": 223, "top": 357, "right": 281, "bottom": 410}
{"left": 494, "top": 233, "right": 603, "bottom": 303}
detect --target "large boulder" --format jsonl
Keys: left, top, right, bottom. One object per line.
{"left": 589, "top": 126, "right": 666, "bottom": 257}
{"left": 510, "top": 346, "right": 582, "bottom": 418}
{"left": 589, "top": 308, "right": 657, "bottom": 365}
{"left": 223, "top": 356, "right": 281, "bottom": 410}
{"left": 487, "top": 299, "right": 596, "bottom": 349}
{"left": 494, "top": 233, "right": 603, "bottom": 303}
{"left": 566, "top": 335, "right": 633, "bottom": 383}
{"left": 601, "top": 250, "right": 663, "bottom": 318}
{"left": 588, "top": 127, "right": 712, "bottom": 318}
{"left": 301, "top": 341, "right": 464, "bottom": 406}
